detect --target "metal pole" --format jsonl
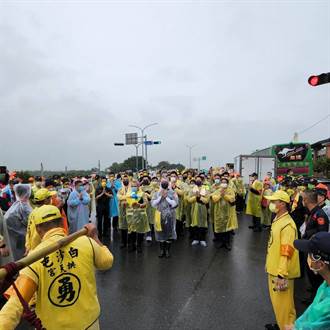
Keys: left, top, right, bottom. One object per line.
{"left": 198, "top": 158, "right": 201, "bottom": 172}
{"left": 145, "top": 135, "right": 148, "bottom": 169}
{"left": 186, "top": 145, "right": 196, "bottom": 169}
{"left": 135, "top": 145, "right": 139, "bottom": 171}
{"left": 141, "top": 129, "right": 144, "bottom": 169}
{"left": 189, "top": 148, "right": 192, "bottom": 168}
{"left": 129, "top": 123, "right": 158, "bottom": 170}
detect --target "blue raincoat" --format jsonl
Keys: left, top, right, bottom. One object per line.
{"left": 108, "top": 179, "right": 122, "bottom": 218}
{"left": 67, "top": 189, "right": 91, "bottom": 233}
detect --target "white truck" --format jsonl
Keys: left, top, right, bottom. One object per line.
{"left": 234, "top": 155, "right": 276, "bottom": 185}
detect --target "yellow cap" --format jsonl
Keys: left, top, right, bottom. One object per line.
{"left": 34, "top": 205, "right": 62, "bottom": 225}
{"left": 265, "top": 190, "right": 290, "bottom": 204}
{"left": 34, "top": 188, "right": 56, "bottom": 202}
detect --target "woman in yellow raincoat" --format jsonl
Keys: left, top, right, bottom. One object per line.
{"left": 187, "top": 176, "right": 210, "bottom": 247}
{"left": 118, "top": 175, "right": 130, "bottom": 249}
{"left": 246, "top": 173, "right": 263, "bottom": 232}
{"left": 140, "top": 175, "right": 154, "bottom": 242}
{"left": 125, "top": 180, "right": 150, "bottom": 253}
{"left": 211, "top": 175, "right": 237, "bottom": 251}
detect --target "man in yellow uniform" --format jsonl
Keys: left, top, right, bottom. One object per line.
{"left": 264, "top": 191, "right": 300, "bottom": 330}
{"left": 211, "top": 175, "right": 237, "bottom": 251}
{"left": 25, "top": 188, "right": 56, "bottom": 253}
{"left": 246, "top": 172, "right": 263, "bottom": 232}
{"left": 0, "top": 205, "right": 114, "bottom": 330}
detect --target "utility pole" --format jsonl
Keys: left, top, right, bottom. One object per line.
{"left": 145, "top": 135, "right": 148, "bottom": 169}
{"left": 186, "top": 145, "right": 197, "bottom": 168}
{"left": 129, "top": 123, "right": 158, "bottom": 169}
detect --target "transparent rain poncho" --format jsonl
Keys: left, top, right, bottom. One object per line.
{"left": 3, "top": 184, "right": 32, "bottom": 261}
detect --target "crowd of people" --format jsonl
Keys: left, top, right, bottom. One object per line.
{"left": 0, "top": 166, "right": 330, "bottom": 330}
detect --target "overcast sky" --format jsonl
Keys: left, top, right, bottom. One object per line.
{"left": 1, "top": 0, "right": 329, "bottom": 171}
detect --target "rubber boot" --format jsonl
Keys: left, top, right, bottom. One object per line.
{"left": 253, "top": 218, "right": 262, "bottom": 232}
{"left": 128, "top": 232, "right": 137, "bottom": 253}
{"left": 165, "top": 241, "right": 171, "bottom": 258}
{"left": 158, "top": 242, "right": 166, "bottom": 258}
{"left": 137, "top": 233, "right": 144, "bottom": 253}
{"left": 120, "top": 229, "right": 128, "bottom": 249}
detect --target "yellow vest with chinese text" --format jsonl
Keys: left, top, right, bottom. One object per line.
{"left": 266, "top": 213, "right": 300, "bottom": 279}
{"left": 23, "top": 230, "right": 101, "bottom": 330}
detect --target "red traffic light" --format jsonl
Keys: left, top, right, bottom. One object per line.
{"left": 308, "top": 72, "right": 330, "bottom": 87}
{"left": 308, "top": 76, "right": 319, "bottom": 86}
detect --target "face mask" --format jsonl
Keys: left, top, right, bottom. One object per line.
{"left": 123, "top": 180, "right": 129, "bottom": 186}
{"left": 142, "top": 180, "right": 149, "bottom": 186}
{"left": 101, "top": 182, "right": 106, "bottom": 188}
{"left": 183, "top": 176, "right": 188, "bottom": 181}
{"left": 214, "top": 179, "right": 220, "bottom": 185}
{"left": 220, "top": 183, "right": 228, "bottom": 188}
{"left": 170, "top": 177, "right": 176, "bottom": 183}
{"left": 196, "top": 181, "right": 202, "bottom": 187}
{"left": 269, "top": 202, "right": 279, "bottom": 213}
{"left": 161, "top": 182, "right": 169, "bottom": 190}
{"left": 131, "top": 187, "right": 137, "bottom": 193}
{"left": 307, "top": 255, "right": 322, "bottom": 274}
{"left": 77, "top": 186, "right": 84, "bottom": 193}
{"left": 35, "top": 182, "right": 42, "bottom": 188}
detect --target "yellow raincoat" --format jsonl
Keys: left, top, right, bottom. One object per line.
{"left": 125, "top": 189, "right": 150, "bottom": 234}
{"left": 211, "top": 187, "right": 238, "bottom": 233}
{"left": 261, "top": 189, "right": 273, "bottom": 226}
{"left": 246, "top": 180, "right": 263, "bottom": 218}
{"left": 187, "top": 186, "right": 210, "bottom": 228}
{"left": 118, "top": 185, "right": 130, "bottom": 230}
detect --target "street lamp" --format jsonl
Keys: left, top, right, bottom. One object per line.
{"left": 186, "top": 144, "right": 197, "bottom": 168}
{"left": 129, "top": 123, "right": 158, "bottom": 169}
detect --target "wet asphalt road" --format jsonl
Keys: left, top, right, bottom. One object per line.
{"left": 97, "top": 214, "right": 307, "bottom": 330}
{"left": 9, "top": 214, "right": 308, "bottom": 330}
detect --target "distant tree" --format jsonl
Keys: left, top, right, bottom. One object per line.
{"left": 15, "top": 171, "right": 33, "bottom": 183}
{"left": 314, "top": 158, "right": 330, "bottom": 178}
{"left": 109, "top": 156, "right": 146, "bottom": 172}
{"left": 152, "top": 161, "right": 185, "bottom": 172}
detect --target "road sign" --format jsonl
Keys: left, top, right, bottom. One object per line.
{"left": 153, "top": 141, "right": 161, "bottom": 145}
{"left": 125, "top": 133, "right": 138, "bottom": 145}
{"left": 202, "top": 156, "right": 207, "bottom": 161}
{"left": 114, "top": 143, "right": 125, "bottom": 146}
{"left": 144, "top": 141, "right": 153, "bottom": 145}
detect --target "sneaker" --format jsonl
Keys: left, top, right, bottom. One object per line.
{"left": 146, "top": 236, "right": 152, "bottom": 242}
{"left": 200, "top": 241, "right": 207, "bottom": 247}
{"left": 191, "top": 240, "right": 199, "bottom": 246}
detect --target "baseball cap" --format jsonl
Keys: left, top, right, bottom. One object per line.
{"left": 265, "top": 190, "right": 290, "bottom": 204}
{"left": 294, "top": 232, "right": 330, "bottom": 262}
{"left": 34, "top": 205, "right": 62, "bottom": 225}
{"left": 34, "top": 188, "right": 57, "bottom": 202}
{"left": 315, "top": 183, "right": 329, "bottom": 195}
